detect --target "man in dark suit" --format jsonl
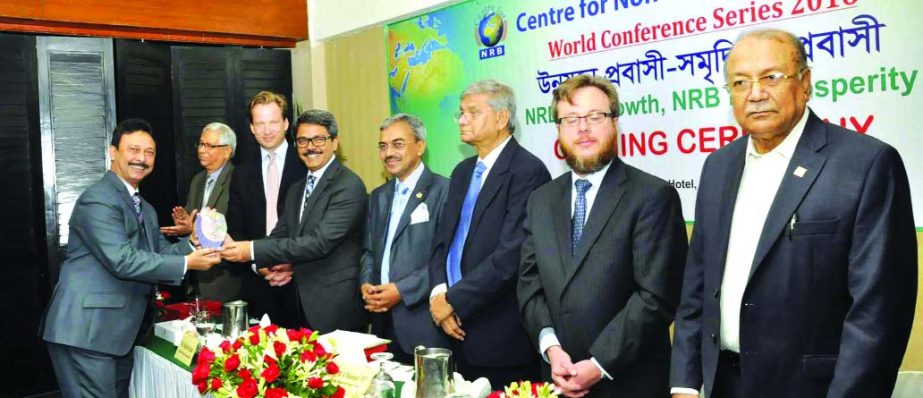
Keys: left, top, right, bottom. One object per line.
{"left": 670, "top": 29, "right": 917, "bottom": 398}
{"left": 161, "top": 122, "right": 239, "bottom": 302}
{"left": 519, "top": 75, "right": 688, "bottom": 397}
{"left": 42, "top": 119, "right": 220, "bottom": 398}
{"left": 222, "top": 110, "right": 368, "bottom": 332}
{"left": 360, "top": 113, "right": 450, "bottom": 363}
{"left": 429, "top": 80, "right": 551, "bottom": 388}
{"left": 226, "top": 91, "right": 305, "bottom": 327}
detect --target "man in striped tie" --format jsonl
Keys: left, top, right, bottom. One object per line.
{"left": 428, "top": 80, "right": 551, "bottom": 388}
{"left": 518, "top": 75, "right": 688, "bottom": 397}
{"left": 222, "top": 110, "right": 368, "bottom": 333}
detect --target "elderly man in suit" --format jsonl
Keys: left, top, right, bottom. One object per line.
{"left": 42, "top": 119, "right": 220, "bottom": 398}
{"left": 670, "top": 29, "right": 917, "bottom": 398}
{"left": 518, "top": 75, "right": 688, "bottom": 397}
{"left": 226, "top": 91, "right": 306, "bottom": 327}
{"left": 161, "top": 122, "right": 239, "bottom": 302}
{"left": 360, "top": 113, "right": 450, "bottom": 363}
{"left": 222, "top": 110, "right": 368, "bottom": 332}
{"left": 429, "top": 80, "right": 551, "bottom": 388}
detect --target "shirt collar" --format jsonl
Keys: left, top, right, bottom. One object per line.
{"left": 114, "top": 173, "right": 140, "bottom": 196}
{"left": 746, "top": 108, "right": 809, "bottom": 161}
{"left": 207, "top": 164, "right": 226, "bottom": 182}
{"left": 260, "top": 139, "right": 289, "bottom": 162}
{"left": 308, "top": 154, "right": 336, "bottom": 182}
{"left": 478, "top": 135, "right": 512, "bottom": 169}
{"left": 571, "top": 159, "right": 612, "bottom": 190}
{"left": 395, "top": 162, "right": 424, "bottom": 194}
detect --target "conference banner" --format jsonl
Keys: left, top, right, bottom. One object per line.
{"left": 386, "top": 0, "right": 922, "bottom": 225}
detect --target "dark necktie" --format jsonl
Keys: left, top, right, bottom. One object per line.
{"left": 572, "top": 179, "right": 592, "bottom": 254}
{"left": 446, "top": 161, "right": 487, "bottom": 286}
{"left": 300, "top": 175, "right": 317, "bottom": 223}
{"left": 131, "top": 192, "right": 143, "bottom": 223}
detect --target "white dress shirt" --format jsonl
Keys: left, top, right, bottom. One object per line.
{"left": 380, "top": 162, "right": 424, "bottom": 284}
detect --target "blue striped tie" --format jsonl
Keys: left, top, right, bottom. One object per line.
{"left": 572, "top": 179, "right": 592, "bottom": 254}
{"left": 446, "top": 161, "right": 487, "bottom": 286}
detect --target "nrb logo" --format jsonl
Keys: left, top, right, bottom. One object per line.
{"left": 475, "top": 7, "right": 507, "bottom": 60}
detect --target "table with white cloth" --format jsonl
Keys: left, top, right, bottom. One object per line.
{"left": 129, "top": 337, "right": 199, "bottom": 398}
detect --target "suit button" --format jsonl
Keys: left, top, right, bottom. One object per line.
{"left": 710, "top": 333, "right": 717, "bottom": 344}
{"left": 743, "top": 302, "right": 755, "bottom": 307}
{"left": 712, "top": 287, "right": 720, "bottom": 298}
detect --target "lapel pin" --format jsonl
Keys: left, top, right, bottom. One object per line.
{"left": 416, "top": 192, "right": 423, "bottom": 199}
{"left": 793, "top": 166, "right": 807, "bottom": 178}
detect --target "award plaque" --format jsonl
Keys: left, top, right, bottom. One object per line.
{"left": 194, "top": 208, "right": 227, "bottom": 249}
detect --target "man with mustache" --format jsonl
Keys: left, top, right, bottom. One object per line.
{"left": 518, "top": 75, "right": 688, "bottom": 397}
{"left": 670, "top": 29, "right": 917, "bottom": 397}
{"left": 222, "top": 110, "right": 368, "bottom": 332}
{"left": 226, "top": 91, "right": 305, "bottom": 327}
{"left": 360, "top": 113, "right": 450, "bottom": 363}
{"left": 42, "top": 119, "right": 220, "bottom": 397}
{"left": 161, "top": 122, "right": 240, "bottom": 302}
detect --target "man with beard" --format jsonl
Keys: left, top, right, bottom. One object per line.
{"left": 518, "top": 75, "right": 688, "bottom": 397}
{"left": 43, "top": 119, "right": 220, "bottom": 397}
{"left": 222, "top": 110, "right": 368, "bottom": 332}
{"left": 360, "top": 113, "right": 450, "bottom": 363}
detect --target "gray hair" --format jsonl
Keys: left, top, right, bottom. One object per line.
{"left": 461, "top": 79, "right": 517, "bottom": 134}
{"left": 202, "top": 122, "right": 237, "bottom": 157}
{"left": 725, "top": 28, "right": 809, "bottom": 79}
{"left": 295, "top": 109, "right": 339, "bottom": 137}
{"left": 380, "top": 113, "right": 426, "bottom": 141}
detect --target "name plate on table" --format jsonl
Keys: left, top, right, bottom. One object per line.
{"left": 195, "top": 208, "right": 227, "bottom": 249}
{"left": 330, "top": 361, "right": 376, "bottom": 398}
{"left": 174, "top": 330, "right": 199, "bottom": 366}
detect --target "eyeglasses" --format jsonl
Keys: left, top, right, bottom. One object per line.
{"left": 295, "top": 136, "right": 333, "bottom": 147}
{"left": 724, "top": 72, "right": 801, "bottom": 94}
{"left": 197, "top": 141, "right": 229, "bottom": 150}
{"left": 556, "top": 112, "right": 614, "bottom": 127}
{"left": 454, "top": 109, "right": 491, "bottom": 122}
{"left": 377, "top": 139, "right": 419, "bottom": 152}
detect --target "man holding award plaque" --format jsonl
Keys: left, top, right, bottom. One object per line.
{"left": 222, "top": 110, "right": 368, "bottom": 333}
{"left": 42, "top": 119, "right": 221, "bottom": 398}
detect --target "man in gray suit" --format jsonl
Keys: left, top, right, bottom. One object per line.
{"left": 360, "top": 114, "right": 450, "bottom": 363}
{"left": 42, "top": 119, "right": 220, "bottom": 398}
{"left": 222, "top": 110, "right": 368, "bottom": 332}
{"left": 161, "top": 122, "right": 240, "bottom": 302}
{"left": 518, "top": 75, "right": 688, "bottom": 397}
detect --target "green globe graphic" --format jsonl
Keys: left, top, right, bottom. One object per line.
{"left": 478, "top": 12, "right": 504, "bottom": 47}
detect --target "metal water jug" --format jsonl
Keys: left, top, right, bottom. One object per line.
{"left": 414, "top": 346, "right": 453, "bottom": 398}
{"left": 221, "top": 300, "right": 248, "bottom": 338}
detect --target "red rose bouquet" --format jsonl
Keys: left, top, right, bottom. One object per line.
{"left": 192, "top": 324, "right": 345, "bottom": 398}
{"left": 487, "top": 381, "right": 559, "bottom": 398}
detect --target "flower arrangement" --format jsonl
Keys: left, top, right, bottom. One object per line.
{"left": 154, "top": 290, "right": 171, "bottom": 321}
{"left": 191, "top": 324, "right": 345, "bottom": 398}
{"left": 487, "top": 381, "right": 559, "bottom": 398}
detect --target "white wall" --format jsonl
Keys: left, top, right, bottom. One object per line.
{"left": 307, "top": 0, "right": 461, "bottom": 42}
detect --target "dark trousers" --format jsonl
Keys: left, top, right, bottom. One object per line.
{"left": 452, "top": 341, "right": 540, "bottom": 390}
{"left": 712, "top": 350, "right": 744, "bottom": 398}
{"left": 242, "top": 269, "right": 302, "bottom": 328}
{"left": 47, "top": 342, "right": 132, "bottom": 398}
{"left": 374, "top": 312, "right": 413, "bottom": 364}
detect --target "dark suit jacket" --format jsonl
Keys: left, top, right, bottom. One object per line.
{"left": 670, "top": 111, "right": 917, "bottom": 397}
{"left": 227, "top": 145, "right": 306, "bottom": 241}
{"left": 185, "top": 162, "right": 234, "bottom": 214}
{"left": 253, "top": 158, "right": 369, "bottom": 332}
{"left": 360, "top": 166, "right": 450, "bottom": 354}
{"left": 226, "top": 144, "right": 306, "bottom": 325}
{"left": 43, "top": 171, "right": 191, "bottom": 356}
{"left": 184, "top": 162, "right": 238, "bottom": 302}
{"left": 429, "top": 137, "right": 551, "bottom": 367}
{"left": 519, "top": 159, "right": 687, "bottom": 397}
